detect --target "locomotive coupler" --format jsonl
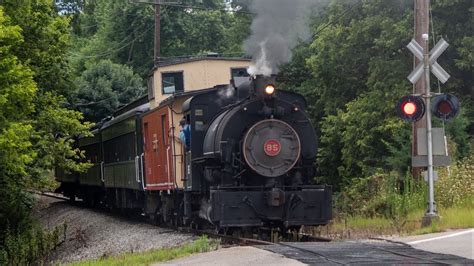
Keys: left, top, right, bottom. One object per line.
{"left": 267, "top": 188, "right": 285, "bottom": 207}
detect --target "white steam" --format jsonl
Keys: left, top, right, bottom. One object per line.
{"left": 244, "top": 0, "right": 330, "bottom": 76}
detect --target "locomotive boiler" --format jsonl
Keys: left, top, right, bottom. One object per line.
{"left": 56, "top": 75, "right": 332, "bottom": 236}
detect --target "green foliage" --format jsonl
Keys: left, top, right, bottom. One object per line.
{"left": 436, "top": 156, "right": 474, "bottom": 208}
{"left": 0, "top": 7, "right": 38, "bottom": 243}
{"left": 68, "top": 0, "right": 251, "bottom": 78}
{"left": 74, "top": 60, "right": 146, "bottom": 122}
{"left": 1, "top": 0, "right": 92, "bottom": 179}
{"left": 0, "top": 1, "right": 91, "bottom": 263}
{"left": 0, "top": 223, "right": 66, "bottom": 265}
{"left": 334, "top": 157, "right": 473, "bottom": 232}
{"left": 336, "top": 171, "right": 425, "bottom": 219}
{"left": 2, "top": 0, "right": 74, "bottom": 96}
{"left": 318, "top": 91, "right": 412, "bottom": 188}
{"left": 278, "top": 0, "right": 473, "bottom": 187}
{"left": 308, "top": 1, "right": 414, "bottom": 184}
{"left": 71, "top": 236, "right": 220, "bottom": 266}
{"left": 30, "top": 93, "right": 92, "bottom": 176}
{"left": 0, "top": 7, "right": 37, "bottom": 178}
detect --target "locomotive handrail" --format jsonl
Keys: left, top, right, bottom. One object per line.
{"left": 166, "top": 146, "right": 171, "bottom": 186}
{"left": 135, "top": 155, "right": 140, "bottom": 183}
{"left": 140, "top": 153, "right": 145, "bottom": 190}
{"left": 100, "top": 161, "right": 104, "bottom": 183}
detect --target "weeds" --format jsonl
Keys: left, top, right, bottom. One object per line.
{"left": 326, "top": 156, "right": 474, "bottom": 238}
{"left": 74, "top": 226, "right": 89, "bottom": 248}
{"left": 0, "top": 223, "right": 67, "bottom": 265}
{"left": 436, "top": 156, "right": 474, "bottom": 208}
{"left": 70, "top": 236, "right": 220, "bottom": 266}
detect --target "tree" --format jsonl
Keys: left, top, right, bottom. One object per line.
{"left": 67, "top": 0, "right": 251, "bottom": 78}
{"left": 278, "top": 0, "right": 472, "bottom": 190}
{"left": 0, "top": 8, "right": 38, "bottom": 239}
{"left": 74, "top": 60, "right": 146, "bottom": 122}
{"left": 1, "top": 0, "right": 91, "bottom": 176}
{"left": 0, "top": 1, "right": 91, "bottom": 256}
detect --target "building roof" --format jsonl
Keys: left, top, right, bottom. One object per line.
{"left": 152, "top": 55, "right": 251, "bottom": 71}
{"left": 158, "top": 85, "right": 224, "bottom": 107}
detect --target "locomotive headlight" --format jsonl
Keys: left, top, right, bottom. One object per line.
{"left": 265, "top": 84, "right": 275, "bottom": 95}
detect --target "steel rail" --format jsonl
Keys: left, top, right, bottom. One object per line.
{"left": 361, "top": 241, "right": 451, "bottom": 265}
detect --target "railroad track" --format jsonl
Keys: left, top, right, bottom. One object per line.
{"left": 30, "top": 190, "right": 70, "bottom": 201}
{"left": 262, "top": 240, "right": 474, "bottom": 265}
{"left": 183, "top": 229, "right": 461, "bottom": 265}
{"left": 185, "top": 228, "right": 332, "bottom": 246}
{"left": 37, "top": 191, "right": 70, "bottom": 201}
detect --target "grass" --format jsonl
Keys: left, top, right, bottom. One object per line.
{"left": 345, "top": 216, "right": 392, "bottom": 230}
{"left": 69, "top": 236, "right": 219, "bottom": 266}
{"left": 315, "top": 206, "right": 473, "bottom": 239}
{"left": 413, "top": 206, "right": 474, "bottom": 235}
{"left": 324, "top": 157, "right": 474, "bottom": 239}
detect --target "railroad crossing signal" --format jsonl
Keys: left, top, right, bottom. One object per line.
{"left": 396, "top": 95, "right": 425, "bottom": 122}
{"left": 396, "top": 93, "right": 460, "bottom": 122}
{"left": 404, "top": 35, "right": 457, "bottom": 221}
{"left": 431, "top": 93, "right": 460, "bottom": 121}
{"left": 407, "top": 38, "right": 450, "bottom": 84}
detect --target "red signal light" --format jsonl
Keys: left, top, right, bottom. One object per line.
{"left": 396, "top": 95, "right": 425, "bottom": 122}
{"left": 431, "top": 93, "right": 460, "bottom": 121}
{"left": 437, "top": 101, "right": 452, "bottom": 114}
{"left": 403, "top": 102, "right": 417, "bottom": 115}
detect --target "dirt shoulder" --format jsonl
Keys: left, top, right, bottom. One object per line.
{"left": 32, "top": 195, "right": 195, "bottom": 264}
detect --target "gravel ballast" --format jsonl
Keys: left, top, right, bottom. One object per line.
{"left": 32, "top": 195, "right": 195, "bottom": 264}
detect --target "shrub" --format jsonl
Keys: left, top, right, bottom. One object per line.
{"left": 436, "top": 156, "right": 474, "bottom": 208}
{"left": 335, "top": 171, "right": 426, "bottom": 219}
{"left": 0, "top": 223, "right": 66, "bottom": 264}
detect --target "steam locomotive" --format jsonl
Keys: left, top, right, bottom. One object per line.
{"left": 56, "top": 75, "right": 332, "bottom": 236}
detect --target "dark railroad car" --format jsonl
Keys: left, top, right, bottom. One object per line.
{"left": 100, "top": 103, "right": 149, "bottom": 210}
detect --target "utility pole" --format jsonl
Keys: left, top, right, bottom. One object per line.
{"left": 154, "top": 3, "right": 161, "bottom": 63}
{"left": 412, "top": 0, "right": 429, "bottom": 178}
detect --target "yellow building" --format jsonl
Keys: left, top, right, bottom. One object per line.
{"left": 148, "top": 56, "right": 251, "bottom": 108}
{"left": 143, "top": 56, "right": 251, "bottom": 186}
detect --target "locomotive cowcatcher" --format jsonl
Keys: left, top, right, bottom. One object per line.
{"left": 56, "top": 75, "right": 332, "bottom": 236}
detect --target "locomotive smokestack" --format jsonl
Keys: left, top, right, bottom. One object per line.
{"left": 245, "top": 0, "right": 330, "bottom": 76}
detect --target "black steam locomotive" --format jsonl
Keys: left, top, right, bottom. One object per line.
{"left": 57, "top": 75, "right": 332, "bottom": 236}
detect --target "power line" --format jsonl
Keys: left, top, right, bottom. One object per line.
{"left": 130, "top": 0, "right": 253, "bottom": 14}
{"left": 310, "top": 0, "right": 363, "bottom": 40}
{"left": 68, "top": 24, "right": 155, "bottom": 59}
{"left": 152, "top": 1, "right": 365, "bottom": 61}
{"left": 70, "top": 1, "right": 364, "bottom": 69}
{"left": 68, "top": 4, "right": 172, "bottom": 60}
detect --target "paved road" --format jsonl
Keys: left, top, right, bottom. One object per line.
{"left": 394, "top": 228, "right": 474, "bottom": 259}
{"left": 158, "top": 246, "right": 304, "bottom": 266}
{"left": 157, "top": 230, "right": 474, "bottom": 265}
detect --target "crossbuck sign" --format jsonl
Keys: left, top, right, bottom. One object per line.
{"left": 407, "top": 38, "right": 450, "bottom": 84}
